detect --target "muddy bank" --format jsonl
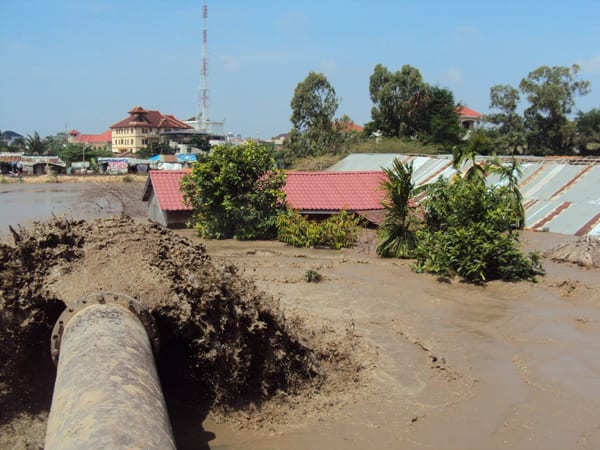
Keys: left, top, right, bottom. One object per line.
{"left": 0, "top": 216, "right": 363, "bottom": 448}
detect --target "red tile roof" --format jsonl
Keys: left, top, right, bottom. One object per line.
{"left": 456, "top": 106, "right": 482, "bottom": 118}
{"left": 142, "top": 169, "right": 389, "bottom": 217}
{"left": 110, "top": 106, "right": 193, "bottom": 130}
{"left": 143, "top": 170, "right": 193, "bottom": 211}
{"left": 73, "top": 130, "right": 112, "bottom": 144}
{"left": 284, "top": 171, "right": 387, "bottom": 211}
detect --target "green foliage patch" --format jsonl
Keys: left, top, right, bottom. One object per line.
{"left": 276, "top": 210, "right": 361, "bottom": 250}
{"left": 181, "top": 142, "right": 286, "bottom": 240}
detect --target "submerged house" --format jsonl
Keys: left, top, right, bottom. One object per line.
{"left": 142, "top": 169, "right": 387, "bottom": 228}
{"left": 142, "top": 170, "right": 193, "bottom": 227}
{"left": 283, "top": 171, "right": 387, "bottom": 224}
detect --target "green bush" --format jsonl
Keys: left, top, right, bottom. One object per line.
{"left": 122, "top": 174, "right": 133, "bottom": 183}
{"left": 304, "top": 270, "right": 322, "bottom": 283}
{"left": 181, "top": 142, "right": 287, "bottom": 240}
{"left": 276, "top": 210, "right": 361, "bottom": 249}
{"left": 413, "top": 177, "right": 544, "bottom": 283}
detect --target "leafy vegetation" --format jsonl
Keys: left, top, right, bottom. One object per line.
{"left": 286, "top": 72, "right": 342, "bottom": 159}
{"left": 181, "top": 142, "right": 286, "bottom": 240}
{"left": 414, "top": 177, "right": 543, "bottom": 283}
{"left": 486, "top": 64, "right": 591, "bottom": 155}
{"left": 367, "top": 64, "right": 462, "bottom": 148}
{"left": 276, "top": 210, "right": 361, "bottom": 249}
{"left": 376, "top": 159, "right": 422, "bottom": 258}
{"left": 304, "top": 270, "right": 323, "bottom": 283}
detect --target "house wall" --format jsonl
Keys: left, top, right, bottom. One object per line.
{"left": 165, "top": 211, "right": 192, "bottom": 228}
{"left": 147, "top": 191, "right": 168, "bottom": 227}
{"left": 112, "top": 127, "right": 160, "bottom": 154}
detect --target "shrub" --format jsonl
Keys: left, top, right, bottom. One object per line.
{"left": 181, "top": 142, "right": 287, "bottom": 240}
{"left": 122, "top": 175, "right": 134, "bottom": 183}
{"left": 304, "top": 270, "right": 322, "bottom": 283}
{"left": 413, "top": 177, "right": 544, "bottom": 283}
{"left": 276, "top": 210, "right": 361, "bottom": 249}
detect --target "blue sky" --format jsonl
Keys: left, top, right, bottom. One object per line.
{"left": 1, "top": 0, "right": 599, "bottom": 139}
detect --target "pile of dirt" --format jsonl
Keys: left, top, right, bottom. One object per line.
{"left": 543, "top": 235, "right": 600, "bottom": 268}
{"left": 0, "top": 215, "right": 362, "bottom": 446}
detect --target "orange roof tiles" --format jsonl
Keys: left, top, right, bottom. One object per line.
{"left": 110, "top": 108, "right": 192, "bottom": 130}
{"left": 73, "top": 130, "right": 112, "bottom": 144}
{"left": 143, "top": 170, "right": 193, "bottom": 211}
{"left": 283, "top": 171, "right": 387, "bottom": 211}
{"left": 456, "top": 106, "right": 483, "bottom": 118}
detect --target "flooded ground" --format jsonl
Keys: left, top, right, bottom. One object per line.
{"left": 0, "top": 181, "right": 145, "bottom": 238}
{"left": 1, "top": 182, "right": 600, "bottom": 449}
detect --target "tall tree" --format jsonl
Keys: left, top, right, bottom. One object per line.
{"left": 519, "top": 65, "right": 590, "bottom": 154}
{"left": 369, "top": 64, "right": 428, "bottom": 138}
{"left": 368, "top": 64, "right": 461, "bottom": 147}
{"left": 288, "top": 72, "right": 340, "bottom": 157}
{"left": 575, "top": 108, "right": 600, "bottom": 154}
{"left": 486, "top": 84, "right": 526, "bottom": 154}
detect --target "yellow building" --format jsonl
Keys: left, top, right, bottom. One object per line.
{"left": 110, "top": 106, "right": 192, "bottom": 154}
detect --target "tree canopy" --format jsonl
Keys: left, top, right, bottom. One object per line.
{"left": 368, "top": 64, "right": 461, "bottom": 147}
{"left": 520, "top": 64, "right": 591, "bottom": 154}
{"left": 287, "top": 72, "right": 341, "bottom": 157}
{"left": 181, "top": 142, "right": 287, "bottom": 240}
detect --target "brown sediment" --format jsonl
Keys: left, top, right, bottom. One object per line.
{"left": 0, "top": 216, "right": 364, "bottom": 448}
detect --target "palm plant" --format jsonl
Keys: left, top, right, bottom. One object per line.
{"left": 489, "top": 155, "right": 525, "bottom": 230}
{"left": 377, "top": 158, "right": 425, "bottom": 258}
{"left": 452, "top": 129, "right": 492, "bottom": 184}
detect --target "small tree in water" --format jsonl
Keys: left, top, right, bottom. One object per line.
{"left": 181, "top": 142, "right": 287, "bottom": 240}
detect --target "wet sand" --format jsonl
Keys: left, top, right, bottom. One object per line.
{"left": 192, "top": 233, "right": 600, "bottom": 450}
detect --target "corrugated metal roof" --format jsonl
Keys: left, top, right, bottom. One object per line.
{"left": 328, "top": 153, "right": 600, "bottom": 236}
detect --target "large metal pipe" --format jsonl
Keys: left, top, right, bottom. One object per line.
{"left": 45, "top": 292, "right": 175, "bottom": 450}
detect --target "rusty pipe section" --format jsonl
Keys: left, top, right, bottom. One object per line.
{"left": 45, "top": 292, "right": 175, "bottom": 450}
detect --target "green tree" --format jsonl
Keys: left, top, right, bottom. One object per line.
{"left": 288, "top": 72, "right": 340, "bottom": 157}
{"left": 415, "top": 177, "right": 543, "bottom": 283}
{"left": 416, "top": 86, "right": 462, "bottom": 147}
{"left": 190, "top": 134, "right": 211, "bottom": 152}
{"left": 368, "top": 64, "right": 428, "bottom": 138}
{"left": 181, "top": 142, "right": 287, "bottom": 240}
{"left": 377, "top": 159, "right": 424, "bottom": 258}
{"left": 368, "top": 64, "right": 462, "bottom": 147}
{"left": 44, "top": 132, "right": 69, "bottom": 155}
{"left": 519, "top": 64, "right": 590, "bottom": 154}
{"left": 25, "top": 132, "right": 46, "bottom": 154}
{"left": 485, "top": 84, "right": 526, "bottom": 154}
{"left": 489, "top": 156, "right": 525, "bottom": 230}
{"left": 575, "top": 108, "right": 600, "bottom": 154}
{"left": 452, "top": 128, "right": 492, "bottom": 183}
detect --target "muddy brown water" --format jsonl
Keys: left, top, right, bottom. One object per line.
{"left": 2, "top": 183, "right": 600, "bottom": 449}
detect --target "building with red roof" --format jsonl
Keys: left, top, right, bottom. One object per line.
{"left": 110, "top": 106, "right": 193, "bottom": 154}
{"left": 69, "top": 129, "right": 112, "bottom": 150}
{"left": 283, "top": 171, "right": 387, "bottom": 224}
{"left": 142, "top": 170, "right": 193, "bottom": 227}
{"left": 142, "top": 169, "right": 389, "bottom": 228}
{"left": 456, "top": 106, "right": 483, "bottom": 130}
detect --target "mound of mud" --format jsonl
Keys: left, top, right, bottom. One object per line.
{"left": 1, "top": 215, "right": 353, "bottom": 445}
{"left": 543, "top": 235, "right": 600, "bottom": 268}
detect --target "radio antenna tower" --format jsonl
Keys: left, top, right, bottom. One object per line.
{"left": 197, "top": 1, "right": 209, "bottom": 133}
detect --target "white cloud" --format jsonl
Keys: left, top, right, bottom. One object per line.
{"left": 576, "top": 55, "right": 600, "bottom": 74}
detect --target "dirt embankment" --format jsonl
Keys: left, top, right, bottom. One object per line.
{"left": 0, "top": 216, "right": 364, "bottom": 448}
